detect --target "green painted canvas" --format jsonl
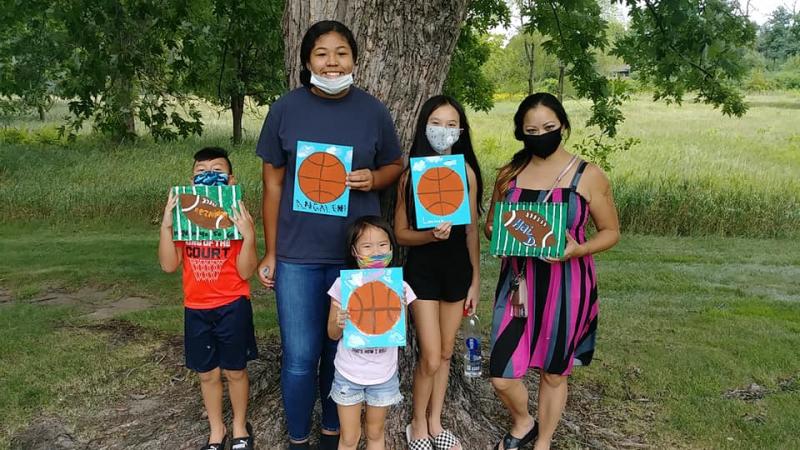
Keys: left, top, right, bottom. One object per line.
{"left": 172, "top": 185, "right": 242, "bottom": 241}
{"left": 490, "top": 201, "right": 567, "bottom": 258}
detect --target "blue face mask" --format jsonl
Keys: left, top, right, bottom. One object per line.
{"left": 193, "top": 171, "right": 229, "bottom": 186}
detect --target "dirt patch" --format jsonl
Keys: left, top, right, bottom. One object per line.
{"left": 11, "top": 330, "right": 653, "bottom": 450}
{"left": 724, "top": 383, "right": 769, "bottom": 401}
{"left": 0, "top": 287, "right": 12, "bottom": 304}
{"left": 23, "top": 286, "right": 152, "bottom": 319}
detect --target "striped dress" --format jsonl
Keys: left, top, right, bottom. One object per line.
{"left": 489, "top": 160, "right": 598, "bottom": 377}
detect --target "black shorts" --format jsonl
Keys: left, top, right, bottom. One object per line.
{"left": 405, "top": 257, "right": 472, "bottom": 302}
{"left": 184, "top": 296, "right": 258, "bottom": 372}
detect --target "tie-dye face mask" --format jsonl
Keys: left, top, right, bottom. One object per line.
{"left": 355, "top": 252, "right": 393, "bottom": 269}
{"left": 193, "top": 171, "right": 229, "bottom": 186}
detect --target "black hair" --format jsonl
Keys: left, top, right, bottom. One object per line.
{"left": 193, "top": 147, "right": 233, "bottom": 174}
{"left": 344, "top": 216, "right": 399, "bottom": 269}
{"left": 299, "top": 20, "right": 358, "bottom": 89}
{"left": 496, "top": 93, "right": 572, "bottom": 196}
{"left": 403, "top": 95, "right": 484, "bottom": 229}
{"left": 513, "top": 92, "right": 571, "bottom": 141}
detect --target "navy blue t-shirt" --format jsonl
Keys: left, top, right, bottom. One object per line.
{"left": 256, "top": 87, "right": 402, "bottom": 264}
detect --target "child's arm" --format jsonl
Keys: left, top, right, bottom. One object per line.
{"left": 484, "top": 179, "right": 503, "bottom": 240}
{"left": 464, "top": 166, "right": 481, "bottom": 315}
{"left": 158, "top": 190, "right": 182, "bottom": 272}
{"left": 327, "top": 300, "right": 348, "bottom": 340}
{"left": 394, "top": 172, "right": 452, "bottom": 246}
{"left": 231, "top": 200, "right": 258, "bottom": 280}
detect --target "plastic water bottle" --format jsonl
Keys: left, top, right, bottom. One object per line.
{"left": 463, "top": 311, "right": 482, "bottom": 378}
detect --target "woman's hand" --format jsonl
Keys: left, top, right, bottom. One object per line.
{"left": 346, "top": 169, "right": 374, "bottom": 191}
{"left": 257, "top": 254, "right": 276, "bottom": 289}
{"left": 545, "top": 233, "right": 587, "bottom": 263}
{"left": 431, "top": 221, "right": 452, "bottom": 241}
{"left": 464, "top": 282, "right": 480, "bottom": 316}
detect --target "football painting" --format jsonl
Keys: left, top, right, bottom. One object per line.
{"left": 293, "top": 140, "right": 353, "bottom": 217}
{"left": 409, "top": 154, "right": 471, "bottom": 228}
{"left": 490, "top": 201, "right": 567, "bottom": 258}
{"left": 340, "top": 267, "right": 407, "bottom": 349}
{"left": 172, "top": 185, "right": 242, "bottom": 241}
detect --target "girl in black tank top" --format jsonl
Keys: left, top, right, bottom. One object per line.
{"left": 393, "top": 96, "right": 484, "bottom": 449}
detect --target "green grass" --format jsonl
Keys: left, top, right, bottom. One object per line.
{"left": 2, "top": 94, "right": 799, "bottom": 448}
{"left": 3, "top": 94, "right": 799, "bottom": 236}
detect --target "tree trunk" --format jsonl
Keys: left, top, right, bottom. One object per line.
{"left": 557, "top": 64, "right": 566, "bottom": 102}
{"left": 37, "top": 104, "right": 46, "bottom": 122}
{"left": 272, "top": 2, "right": 506, "bottom": 449}
{"left": 231, "top": 93, "right": 244, "bottom": 145}
{"left": 525, "top": 38, "right": 535, "bottom": 95}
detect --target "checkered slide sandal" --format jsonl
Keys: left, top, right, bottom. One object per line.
{"left": 406, "top": 424, "right": 434, "bottom": 450}
{"left": 431, "top": 430, "right": 460, "bottom": 450}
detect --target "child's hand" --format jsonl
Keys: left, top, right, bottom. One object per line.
{"left": 465, "top": 283, "right": 480, "bottom": 316}
{"left": 431, "top": 221, "right": 452, "bottom": 241}
{"left": 230, "top": 200, "right": 255, "bottom": 240}
{"left": 346, "top": 169, "right": 374, "bottom": 191}
{"left": 336, "top": 308, "right": 350, "bottom": 329}
{"left": 162, "top": 189, "right": 178, "bottom": 228}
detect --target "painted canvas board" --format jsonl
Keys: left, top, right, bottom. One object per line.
{"left": 489, "top": 201, "right": 567, "bottom": 258}
{"left": 293, "top": 140, "right": 353, "bottom": 217}
{"left": 409, "top": 154, "right": 471, "bottom": 228}
{"left": 172, "top": 185, "right": 242, "bottom": 241}
{"left": 340, "top": 267, "right": 407, "bottom": 349}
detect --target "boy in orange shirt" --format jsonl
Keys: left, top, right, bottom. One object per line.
{"left": 158, "top": 147, "right": 258, "bottom": 450}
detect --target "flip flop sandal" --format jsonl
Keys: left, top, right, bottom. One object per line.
{"left": 200, "top": 434, "right": 227, "bottom": 450}
{"left": 231, "top": 422, "right": 254, "bottom": 450}
{"left": 431, "top": 429, "right": 461, "bottom": 450}
{"left": 495, "top": 421, "right": 538, "bottom": 450}
{"left": 406, "top": 424, "right": 434, "bottom": 450}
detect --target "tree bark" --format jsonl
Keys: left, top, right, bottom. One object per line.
{"left": 282, "top": 0, "right": 469, "bottom": 151}
{"left": 273, "top": 2, "right": 506, "bottom": 449}
{"left": 231, "top": 93, "right": 244, "bottom": 145}
{"left": 557, "top": 64, "right": 565, "bottom": 102}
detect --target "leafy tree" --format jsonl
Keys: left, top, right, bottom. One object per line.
{"left": 757, "top": 6, "right": 800, "bottom": 67}
{"left": 183, "top": 0, "right": 285, "bottom": 145}
{"left": 443, "top": 0, "right": 510, "bottom": 111}
{"left": 54, "top": 0, "right": 202, "bottom": 142}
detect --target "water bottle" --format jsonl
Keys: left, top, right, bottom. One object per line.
{"left": 463, "top": 311, "right": 482, "bottom": 378}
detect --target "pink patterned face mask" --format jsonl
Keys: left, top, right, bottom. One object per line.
{"left": 355, "top": 252, "right": 393, "bottom": 269}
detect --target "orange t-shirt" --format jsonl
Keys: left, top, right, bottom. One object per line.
{"left": 176, "top": 240, "right": 250, "bottom": 309}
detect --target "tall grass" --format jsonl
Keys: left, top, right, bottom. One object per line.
{"left": 1, "top": 93, "right": 798, "bottom": 236}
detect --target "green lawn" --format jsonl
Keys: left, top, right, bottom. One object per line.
{"left": 1, "top": 94, "right": 799, "bottom": 448}
{"left": 1, "top": 224, "right": 798, "bottom": 448}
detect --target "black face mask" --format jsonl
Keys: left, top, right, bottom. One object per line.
{"left": 522, "top": 129, "right": 562, "bottom": 159}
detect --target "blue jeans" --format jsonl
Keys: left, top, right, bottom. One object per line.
{"left": 275, "top": 260, "right": 341, "bottom": 442}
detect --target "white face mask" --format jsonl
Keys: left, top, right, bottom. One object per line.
{"left": 425, "top": 125, "right": 461, "bottom": 154}
{"left": 310, "top": 72, "right": 353, "bottom": 95}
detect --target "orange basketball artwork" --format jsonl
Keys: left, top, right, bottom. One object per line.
{"left": 410, "top": 155, "right": 471, "bottom": 228}
{"left": 293, "top": 141, "right": 353, "bottom": 217}
{"left": 340, "top": 268, "right": 407, "bottom": 349}
{"left": 416, "top": 167, "right": 465, "bottom": 215}
{"left": 297, "top": 152, "right": 347, "bottom": 203}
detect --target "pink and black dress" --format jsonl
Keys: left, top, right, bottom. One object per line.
{"left": 488, "top": 160, "right": 598, "bottom": 377}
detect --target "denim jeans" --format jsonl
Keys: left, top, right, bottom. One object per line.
{"left": 275, "top": 260, "right": 341, "bottom": 442}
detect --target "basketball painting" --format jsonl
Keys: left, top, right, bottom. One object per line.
{"left": 293, "top": 140, "right": 353, "bottom": 217}
{"left": 489, "top": 201, "right": 567, "bottom": 258}
{"left": 409, "top": 155, "right": 471, "bottom": 228}
{"left": 340, "top": 267, "right": 407, "bottom": 349}
{"left": 172, "top": 185, "right": 242, "bottom": 241}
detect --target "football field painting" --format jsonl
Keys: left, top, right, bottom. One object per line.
{"left": 490, "top": 201, "right": 567, "bottom": 258}
{"left": 172, "top": 185, "right": 242, "bottom": 241}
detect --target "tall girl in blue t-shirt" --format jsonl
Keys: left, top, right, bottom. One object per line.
{"left": 394, "top": 95, "right": 484, "bottom": 450}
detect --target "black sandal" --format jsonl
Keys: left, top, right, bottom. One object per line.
{"left": 495, "top": 421, "right": 538, "bottom": 450}
{"left": 318, "top": 432, "right": 340, "bottom": 450}
{"left": 231, "top": 422, "right": 254, "bottom": 450}
{"left": 200, "top": 433, "right": 228, "bottom": 450}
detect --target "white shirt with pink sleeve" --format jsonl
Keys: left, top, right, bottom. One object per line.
{"left": 328, "top": 277, "right": 417, "bottom": 385}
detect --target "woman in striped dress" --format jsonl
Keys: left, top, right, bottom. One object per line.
{"left": 484, "top": 93, "right": 620, "bottom": 450}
